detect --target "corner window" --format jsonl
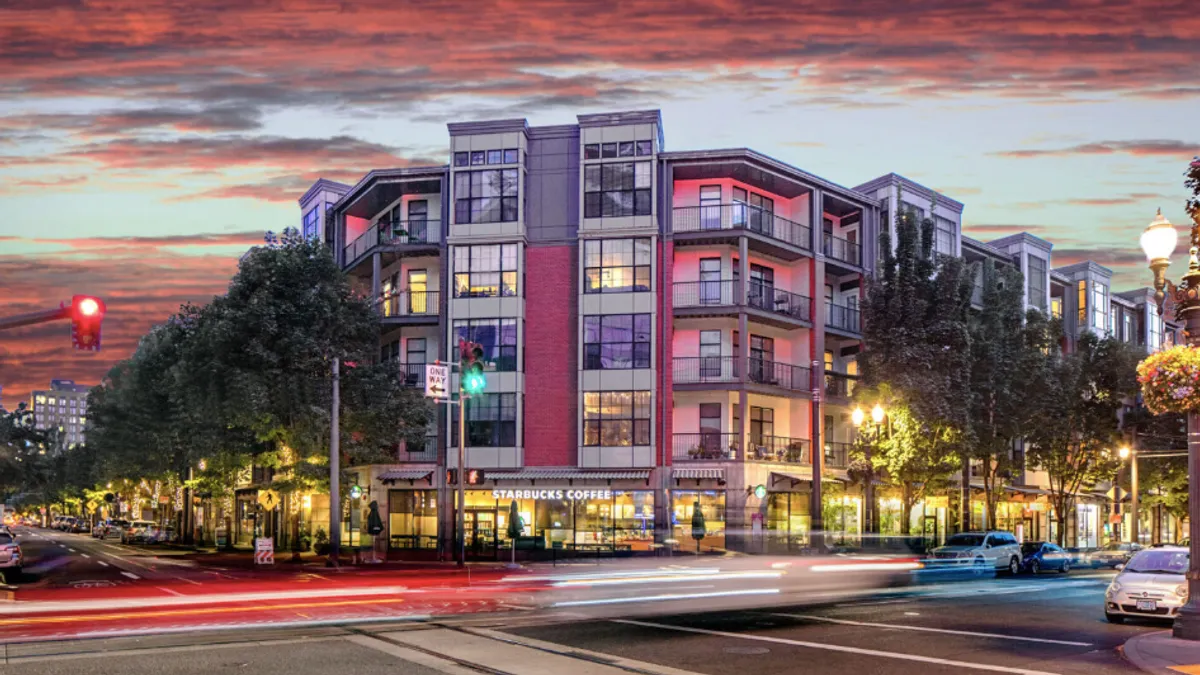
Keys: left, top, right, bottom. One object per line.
{"left": 470, "top": 151, "right": 485, "bottom": 165}
{"left": 584, "top": 144, "right": 600, "bottom": 159}
{"left": 453, "top": 319, "right": 518, "bottom": 371}
{"left": 453, "top": 244, "right": 519, "bottom": 298}
{"left": 302, "top": 207, "right": 319, "bottom": 240}
{"left": 583, "top": 391, "right": 651, "bottom": 446}
{"left": 454, "top": 152, "right": 469, "bottom": 167}
{"left": 454, "top": 169, "right": 519, "bottom": 224}
{"left": 1027, "top": 256, "right": 1047, "bottom": 310}
{"left": 583, "top": 314, "right": 651, "bottom": 369}
{"left": 503, "top": 148, "right": 519, "bottom": 164}
{"left": 584, "top": 238, "right": 652, "bottom": 293}
{"left": 635, "top": 140, "right": 652, "bottom": 156}
{"left": 583, "top": 162, "right": 652, "bottom": 218}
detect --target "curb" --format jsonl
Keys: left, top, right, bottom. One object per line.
{"left": 1123, "top": 630, "right": 1194, "bottom": 674}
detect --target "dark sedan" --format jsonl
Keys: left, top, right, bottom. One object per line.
{"left": 1021, "top": 541, "right": 1072, "bottom": 574}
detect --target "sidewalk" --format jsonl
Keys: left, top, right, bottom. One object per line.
{"left": 1124, "top": 630, "right": 1200, "bottom": 673}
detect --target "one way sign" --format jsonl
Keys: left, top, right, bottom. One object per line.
{"left": 425, "top": 363, "right": 449, "bottom": 399}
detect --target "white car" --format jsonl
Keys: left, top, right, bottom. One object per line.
{"left": 931, "top": 531, "right": 1023, "bottom": 575}
{"left": 1105, "top": 546, "right": 1189, "bottom": 623}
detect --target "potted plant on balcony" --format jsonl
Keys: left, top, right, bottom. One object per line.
{"left": 688, "top": 445, "right": 703, "bottom": 460}
{"left": 785, "top": 441, "right": 806, "bottom": 463}
{"left": 727, "top": 442, "right": 738, "bottom": 460}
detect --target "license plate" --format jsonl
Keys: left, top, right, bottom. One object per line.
{"left": 1136, "top": 599, "right": 1157, "bottom": 612}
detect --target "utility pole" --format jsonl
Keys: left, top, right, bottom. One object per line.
{"left": 457, "top": 389, "right": 466, "bottom": 567}
{"left": 1131, "top": 429, "right": 1140, "bottom": 546}
{"left": 328, "top": 357, "right": 340, "bottom": 567}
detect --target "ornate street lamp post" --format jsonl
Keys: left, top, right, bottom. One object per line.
{"left": 1140, "top": 206, "right": 1200, "bottom": 639}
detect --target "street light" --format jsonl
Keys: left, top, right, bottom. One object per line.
{"left": 872, "top": 404, "right": 886, "bottom": 425}
{"left": 1119, "top": 446, "right": 1131, "bottom": 460}
{"left": 1139, "top": 201, "right": 1200, "bottom": 640}
{"left": 853, "top": 403, "right": 887, "bottom": 543}
{"left": 851, "top": 407, "right": 865, "bottom": 427}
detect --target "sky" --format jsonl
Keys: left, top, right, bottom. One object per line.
{"left": 1, "top": 0, "right": 1199, "bottom": 409}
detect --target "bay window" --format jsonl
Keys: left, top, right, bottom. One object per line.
{"left": 583, "top": 238, "right": 652, "bottom": 293}
{"left": 453, "top": 318, "right": 518, "bottom": 371}
{"left": 453, "top": 244, "right": 519, "bottom": 297}
{"left": 584, "top": 161, "right": 652, "bottom": 217}
{"left": 583, "top": 314, "right": 651, "bottom": 369}
{"left": 583, "top": 391, "right": 651, "bottom": 446}
{"left": 454, "top": 168, "right": 518, "bottom": 224}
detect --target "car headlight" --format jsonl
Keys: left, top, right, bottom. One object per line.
{"left": 1107, "top": 582, "right": 1121, "bottom": 598}
{"left": 1177, "top": 584, "right": 1189, "bottom": 599}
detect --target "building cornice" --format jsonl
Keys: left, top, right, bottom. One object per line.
{"left": 853, "top": 173, "right": 966, "bottom": 213}
{"left": 1053, "top": 260, "right": 1114, "bottom": 279}
{"left": 447, "top": 118, "right": 530, "bottom": 137}
{"left": 987, "top": 232, "right": 1054, "bottom": 254}
{"left": 298, "top": 178, "right": 351, "bottom": 207}
{"left": 660, "top": 148, "right": 875, "bottom": 208}
{"left": 331, "top": 165, "right": 448, "bottom": 213}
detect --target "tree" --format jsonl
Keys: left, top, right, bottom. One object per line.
{"left": 1122, "top": 406, "right": 1188, "bottom": 543}
{"left": 1026, "top": 326, "right": 1142, "bottom": 546}
{"left": 859, "top": 203, "right": 973, "bottom": 534}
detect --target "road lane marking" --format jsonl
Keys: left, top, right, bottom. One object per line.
{"left": 157, "top": 587, "right": 184, "bottom": 596}
{"left": 613, "top": 620, "right": 1063, "bottom": 675}
{"left": 174, "top": 576, "right": 202, "bottom": 586}
{"left": 81, "top": 554, "right": 90, "bottom": 558}
{"left": 98, "top": 561, "right": 109, "bottom": 567}
{"left": 67, "top": 548, "right": 76, "bottom": 553}
{"left": 120, "top": 572, "right": 140, "bottom": 580}
{"left": 771, "top": 613, "right": 1093, "bottom": 646}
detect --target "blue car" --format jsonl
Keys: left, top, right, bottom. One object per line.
{"left": 1021, "top": 541, "right": 1072, "bottom": 574}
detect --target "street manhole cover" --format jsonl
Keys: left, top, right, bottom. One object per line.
{"left": 724, "top": 646, "right": 770, "bottom": 655}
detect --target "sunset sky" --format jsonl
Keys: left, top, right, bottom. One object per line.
{"left": 1, "top": 0, "right": 1199, "bottom": 409}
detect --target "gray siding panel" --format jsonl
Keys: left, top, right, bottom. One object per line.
{"left": 527, "top": 133, "right": 580, "bottom": 244}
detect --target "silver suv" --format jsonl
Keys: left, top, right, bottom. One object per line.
{"left": 932, "top": 531, "right": 1023, "bottom": 575}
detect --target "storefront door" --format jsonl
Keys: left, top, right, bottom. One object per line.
{"left": 466, "top": 511, "right": 496, "bottom": 555}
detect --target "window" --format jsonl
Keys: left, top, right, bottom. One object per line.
{"left": 699, "top": 403, "right": 721, "bottom": 434}
{"left": 302, "top": 207, "right": 319, "bottom": 240}
{"left": 618, "top": 141, "right": 634, "bottom": 157}
{"left": 503, "top": 148, "right": 519, "bottom": 164}
{"left": 636, "top": 140, "right": 652, "bottom": 156}
{"left": 1110, "top": 307, "right": 1119, "bottom": 338}
{"left": 584, "top": 238, "right": 652, "bottom": 293}
{"left": 901, "top": 201, "right": 926, "bottom": 222}
{"left": 748, "top": 263, "right": 775, "bottom": 307}
{"left": 487, "top": 149, "right": 502, "bottom": 165}
{"left": 601, "top": 143, "right": 617, "bottom": 158}
{"left": 454, "top": 169, "right": 519, "bottom": 224}
{"left": 454, "top": 152, "right": 469, "bottom": 167}
{"left": 1052, "top": 296, "right": 1063, "bottom": 320}
{"left": 699, "top": 329, "right": 722, "bottom": 377}
{"left": 452, "top": 393, "right": 517, "bottom": 447}
{"left": 584, "top": 144, "right": 600, "bottom": 159}
{"left": 584, "top": 314, "right": 651, "bottom": 369}
{"left": 700, "top": 185, "right": 722, "bottom": 229}
{"left": 1027, "top": 256, "right": 1047, "bottom": 310}
{"left": 934, "top": 216, "right": 956, "bottom": 256}
{"left": 470, "top": 151, "right": 485, "bottom": 165}
{"left": 750, "top": 406, "right": 774, "bottom": 444}
{"left": 583, "top": 391, "right": 651, "bottom": 446}
{"left": 454, "top": 319, "right": 518, "bottom": 371}
{"left": 453, "top": 244, "right": 519, "bottom": 297}
{"left": 1092, "top": 282, "right": 1107, "bottom": 332}
{"left": 1150, "top": 312, "right": 1163, "bottom": 351}
{"left": 1123, "top": 313, "right": 1133, "bottom": 342}
{"left": 406, "top": 338, "right": 426, "bottom": 365}
{"left": 583, "top": 162, "right": 652, "bottom": 217}
{"left": 1077, "top": 280, "right": 1087, "bottom": 324}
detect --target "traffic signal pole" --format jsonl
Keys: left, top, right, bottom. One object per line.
{"left": 0, "top": 305, "right": 70, "bottom": 331}
{"left": 457, "top": 388, "right": 466, "bottom": 568}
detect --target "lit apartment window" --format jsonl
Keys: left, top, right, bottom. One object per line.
{"left": 454, "top": 169, "right": 518, "bottom": 224}
{"left": 1077, "top": 281, "right": 1087, "bottom": 324}
{"left": 583, "top": 314, "right": 651, "bottom": 369}
{"left": 1123, "top": 313, "right": 1133, "bottom": 342}
{"left": 1092, "top": 282, "right": 1108, "bottom": 333}
{"left": 583, "top": 391, "right": 651, "bottom": 446}
{"left": 302, "top": 207, "right": 319, "bottom": 239}
{"left": 583, "top": 238, "right": 652, "bottom": 293}
{"left": 934, "top": 216, "right": 956, "bottom": 256}
{"left": 453, "top": 318, "right": 518, "bottom": 371}
{"left": 1027, "top": 256, "right": 1047, "bottom": 311}
{"left": 451, "top": 393, "right": 517, "bottom": 447}
{"left": 453, "top": 244, "right": 519, "bottom": 298}
{"left": 583, "top": 162, "right": 652, "bottom": 218}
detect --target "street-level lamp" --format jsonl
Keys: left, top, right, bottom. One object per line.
{"left": 851, "top": 407, "right": 865, "bottom": 427}
{"left": 852, "top": 403, "right": 887, "bottom": 542}
{"left": 872, "top": 404, "right": 886, "bottom": 425}
{"left": 1139, "top": 204, "right": 1200, "bottom": 640}
{"left": 1117, "top": 446, "right": 1139, "bottom": 546}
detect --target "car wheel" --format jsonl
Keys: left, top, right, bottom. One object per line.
{"left": 1008, "top": 557, "right": 1020, "bottom": 576}
{"left": 1106, "top": 612, "right": 1125, "bottom": 624}
{"left": 1061, "top": 561, "right": 1070, "bottom": 574}
{"left": 1030, "top": 560, "right": 1040, "bottom": 575}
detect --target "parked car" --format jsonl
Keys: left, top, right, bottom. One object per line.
{"left": 1105, "top": 546, "right": 1188, "bottom": 623}
{"left": 128, "top": 524, "right": 161, "bottom": 545}
{"left": 0, "top": 532, "right": 22, "bottom": 578}
{"left": 70, "top": 519, "right": 90, "bottom": 534}
{"left": 1087, "top": 542, "right": 1143, "bottom": 569}
{"left": 1020, "top": 541, "right": 1072, "bottom": 574}
{"left": 121, "top": 520, "right": 156, "bottom": 544}
{"left": 931, "top": 531, "right": 1023, "bottom": 575}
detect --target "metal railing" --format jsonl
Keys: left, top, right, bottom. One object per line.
{"left": 747, "top": 436, "right": 809, "bottom": 464}
{"left": 672, "top": 204, "right": 812, "bottom": 249}
{"left": 824, "top": 371, "right": 858, "bottom": 398}
{"left": 344, "top": 218, "right": 441, "bottom": 264}
{"left": 674, "top": 357, "right": 739, "bottom": 384}
{"left": 823, "top": 441, "right": 851, "bottom": 469}
{"left": 747, "top": 284, "right": 811, "bottom": 322}
{"left": 746, "top": 358, "right": 812, "bottom": 391}
{"left": 380, "top": 290, "right": 440, "bottom": 317}
{"left": 398, "top": 362, "right": 427, "bottom": 388}
{"left": 673, "top": 280, "right": 736, "bottom": 308}
{"left": 823, "top": 233, "right": 862, "bottom": 267}
{"left": 673, "top": 433, "right": 740, "bottom": 461}
{"left": 825, "top": 301, "right": 861, "bottom": 333}
{"left": 399, "top": 435, "right": 438, "bottom": 463}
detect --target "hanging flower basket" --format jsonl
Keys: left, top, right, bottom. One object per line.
{"left": 1138, "top": 345, "right": 1200, "bottom": 414}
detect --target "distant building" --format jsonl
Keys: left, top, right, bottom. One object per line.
{"left": 30, "top": 379, "right": 92, "bottom": 448}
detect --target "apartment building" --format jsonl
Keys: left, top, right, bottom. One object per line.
{"left": 30, "top": 379, "right": 91, "bottom": 448}
{"left": 299, "top": 109, "right": 1172, "bottom": 556}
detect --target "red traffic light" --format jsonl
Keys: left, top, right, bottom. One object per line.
{"left": 71, "top": 295, "right": 106, "bottom": 320}
{"left": 70, "top": 295, "right": 106, "bottom": 351}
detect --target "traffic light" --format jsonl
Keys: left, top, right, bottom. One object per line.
{"left": 446, "top": 468, "right": 457, "bottom": 485}
{"left": 70, "top": 295, "right": 106, "bottom": 351}
{"left": 458, "top": 338, "right": 486, "bottom": 395}
{"left": 465, "top": 469, "right": 485, "bottom": 486}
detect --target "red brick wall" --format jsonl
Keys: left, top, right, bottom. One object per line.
{"left": 659, "top": 240, "right": 673, "bottom": 466}
{"left": 524, "top": 244, "right": 577, "bottom": 466}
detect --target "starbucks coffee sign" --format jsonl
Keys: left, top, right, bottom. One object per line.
{"left": 491, "top": 488, "right": 612, "bottom": 501}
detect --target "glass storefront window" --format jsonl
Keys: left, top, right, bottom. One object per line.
{"left": 388, "top": 490, "right": 438, "bottom": 549}
{"left": 824, "top": 494, "right": 861, "bottom": 547}
{"left": 458, "top": 490, "right": 655, "bottom": 554}
{"left": 613, "top": 491, "right": 654, "bottom": 549}
{"left": 673, "top": 491, "right": 726, "bottom": 551}
{"left": 766, "top": 492, "right": 810, "bottom": 550}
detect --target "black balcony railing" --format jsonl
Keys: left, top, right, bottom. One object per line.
{"left": 823, "top": 233, "right": 862, "bottom": 267}
{"left": 398, "top": 435, "right": 438, "bottom": 463}
{"left": 398, "top": 362, "right": 427, "bottom": 388}
{"left": 674, "top": 280, "right": 736, "bottom": 308}
{"left": 824, "top": 371, "right": 858, "bottom": 398}
{"left": 748, "top": 284, "right": 811, "bottom": 322}
{"left": 674, "top": 357, "right": 739, "bottom": 384}
{"left": 747, "top": 436, "right": 809, "bottom": 464}
{"left": 345, "top": 218, "right": 442, "bottom": 264}
{"left": 747, "top": 358, "right": 812, "bottom": 391}
{"left": 381, "top": 290, "right": 440, "bottom": 317}
{"left": 823, "top": 441, "right": 851, "bottom": 469}
{"left": 673, "top": 433, "right": 740, "bottom": 461}
{"left": 825, "top": 301, "right": 861, "bottom": 333}
{"left": 673, "top": 204, "right": 811, "bottom": 249}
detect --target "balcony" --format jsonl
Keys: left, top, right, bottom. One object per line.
{"left": 380, "top": 290, "right": 440, "bottom": 324}
{"left": 673, "top": 357, "right": 811, "bottom": 394}
{"left": 344, "top": 218, "right": 442, "bottom": 270}
{"left": 823, "top": 232, "right": 862, "bottom": 270}
{"left": 674, "top": 356, "right": 739, "bottom": 384}
{"left": 823, "top": 441, "right": 851, "bottom": 469}
{"left": 747, "top": 436, "right": 809, "bottom": 465}
{"left": 824, "top": 371, "right": 858, "bottom": 400}
{"left": 672, "top": 204, "right": 812, "bottom": 260}
{"left": 673, "top": 280, "right": 813, "bottom": 328}
{"left": 825, "top": 301, "right": 861, "bottom": 334}
{"left": 746, "top": 358, "right": 812, "bottom": 392}
{"left": 673, "top": 433, "right": 739, "bottom": 462}
{"left": 398, "top": 435, "right": 438, "bottom": 463}
{"left": 397, "top": 362, "right": 427, "bottom": 388}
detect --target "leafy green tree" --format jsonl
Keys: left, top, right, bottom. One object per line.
{"left": 1122, "top": 406, "right": 1187, "bottom": 542}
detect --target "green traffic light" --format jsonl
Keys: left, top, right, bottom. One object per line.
{"left": 464, "top": 372, "right": 486, "bottom": 394}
